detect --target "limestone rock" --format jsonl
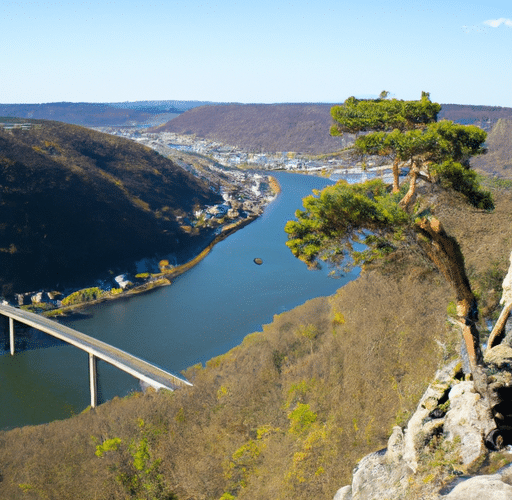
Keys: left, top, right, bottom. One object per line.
{"left": 333, "top": 485, "right": 352, "bottom": 500}
{"left": 443, "top": 381, "right": 495, "bottom": 467}
{"left": 331, "top": 361, "right": 499, "bottom": 500}
{"left": 442, "top": 475, "right": 512, "bottom": 499}
{"left": 402, "top": 362, "right": 457, "bottom": 473}
{"left": 500, "top": 250, "right": 512, "bottom": 305}
{"left": 384, "top": 425, "right": 404, "bottom": 464}
{"left": 350, "top": 448, "right": 410, "bottom": 500}
{"left": 484, "top": 344, "right": 512, "bottom": 370}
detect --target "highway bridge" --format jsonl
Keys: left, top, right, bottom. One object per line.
{"left": 0, "top": 304, "right": 192, "bottom": 408}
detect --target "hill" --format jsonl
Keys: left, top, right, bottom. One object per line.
{"left": 472, "top": 118, "right": 512, "bottom": 177}
{"left": 0, "top": 100, "right": 213, "bottom": 128}
{"left": 3, "top": 101, "right": 512, "bottom": 151}
{"left": 150, "top": 103, "right": 345, "bottom": 154}
{"left": 151, "top": 102, "right": 512, "bottom": 155}
{"left": 0, "top": 120, "right": 221, "bottom": 296}
{"left": 439, "top": 103, "right": 512, "bottom": 130}
{"left": 1, "top": 177, "right": 511, "bottom": 499}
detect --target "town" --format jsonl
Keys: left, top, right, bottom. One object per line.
{"left": 97, "top": 127, "right": 392, "bottom": 175}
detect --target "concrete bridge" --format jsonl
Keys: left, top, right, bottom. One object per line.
{"left": 0, "top": 304, "right": 192, "bottom": 408}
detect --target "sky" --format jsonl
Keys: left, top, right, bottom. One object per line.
{"left": 1, "top": 0, "right": 512, "bottom": 106}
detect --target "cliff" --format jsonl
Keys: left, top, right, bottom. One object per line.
{"left": 335, "top": 251, "right": 512, "bottom": 500}
{"left": 335, "top": 355, "right": 512, "bottom": 499}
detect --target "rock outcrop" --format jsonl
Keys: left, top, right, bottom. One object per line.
{"left": 334, "top": 361, "right": 512, "bottom": 500}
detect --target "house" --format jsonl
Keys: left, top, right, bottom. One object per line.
{"left": 114, "top": 274, "right": 131, "bottom": 289}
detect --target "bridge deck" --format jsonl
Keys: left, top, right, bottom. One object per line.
{"left": 0, "top": 304, "right": 191, "bottom": 391}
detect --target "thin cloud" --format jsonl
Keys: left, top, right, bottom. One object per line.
{"left": 484, "top": 18, "right": 512, "bottom": 28}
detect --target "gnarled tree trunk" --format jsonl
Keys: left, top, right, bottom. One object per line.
{"left": 392, "top": 158, "right": 400, "bottom": 194}
{"left": 487, "top": 252, "right": 512, "bottom": 350}
{"left": 413, "top": 217, "right": 485, "bottom": 381}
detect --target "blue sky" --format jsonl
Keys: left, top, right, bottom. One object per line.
{"left": 1, "top": 0, "right": 512, "bottom": 106}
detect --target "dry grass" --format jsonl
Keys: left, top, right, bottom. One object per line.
{"left": 0, "top": 179, "right": 511, "bottom": 499}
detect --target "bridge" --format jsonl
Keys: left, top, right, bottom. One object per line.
{"left": 0, "top": 304, "right": 192, "bottom": 408}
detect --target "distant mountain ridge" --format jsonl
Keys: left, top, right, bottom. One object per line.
{"left": 0, "top": 119, "right": 221, "bottom": 295}
{"left": 0, "top": 100, "right": 215, "bottom": 128}
{"left": 2, "top": 100, "right": 512, "bottom": 155}
{"left": 438, "top": 103, "right": 512, "bottom": 130}
{"left": 472, "top": 118, "right": 512, "bottom": 177}
{"left": 151, "top": 103, "right": 344, "bottom": 154}
{"left": 152, "top": 102, "right": 512, "bottom": 155}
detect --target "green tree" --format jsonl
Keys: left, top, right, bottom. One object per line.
{"left": 286, "top": 92, "right": 497, "bottom": 391}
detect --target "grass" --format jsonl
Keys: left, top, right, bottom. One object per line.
{"left": 0, "top": 174, "right": 511, "bottom": 499}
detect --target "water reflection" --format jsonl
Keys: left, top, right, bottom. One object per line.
{"left": 0, "top": 317, "right": 66, "bottom": 355}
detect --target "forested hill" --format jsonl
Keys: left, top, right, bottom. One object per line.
{"left": 0, "top": 100, "right": 213, "bottom": 127}
{"left": 0, "top": 120, "right": 221, "bottom": 295}
{"left": 439, "top": 103, "right": 512, "bottom": 130}
{"left": 2, "top": 101, "right": 511, "bottom": 149}
{"left": 472, "top": 118, "right": 512, "bottom": 177}
{"left": 2, "top": 178, "right": 512, "bottom": 499}
{"left": 151, "top": 102, "right": 512, "bottom": 154}
{"left": 150, "top": 104, "right": 345, "bottom": 154}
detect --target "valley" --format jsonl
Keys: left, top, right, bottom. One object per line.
{"left": 1, "top": 98, "right": 512, "bottom": 499}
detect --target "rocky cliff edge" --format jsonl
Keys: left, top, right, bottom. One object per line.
{"left": 334, "top": 358, "right": 512, "bottom": 499}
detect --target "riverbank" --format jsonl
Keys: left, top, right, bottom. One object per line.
{"left": 45, "top": 214, "right": 261, "bottom": 317}
{"left": 0, "top": 171, "right": 347, "bottom": 430}
{"left": 34, "top": 178, "right": 279, "bottom": 318}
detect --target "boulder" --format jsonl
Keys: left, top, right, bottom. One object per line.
{"left": 500, "top": 250, "right": 512, "bottom": 305}
{"left": 442, "top": 475, "right": 512, "bottom": 499}
{"left": 484, "top": 344, "right": 512, "bottom": 370}
{"left": 443, "top": 381, "right": 495, "bottom": 467}
{"left": 333, "top": 485, "right": 352, "bottom": 500}
{"left": 331, "top": 361, "right": 499, "bottom": 499}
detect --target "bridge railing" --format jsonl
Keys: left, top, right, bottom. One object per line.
{"left": 0, "top": 304, "right": 192, "bottom": 408}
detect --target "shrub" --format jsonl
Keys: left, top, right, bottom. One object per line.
{"left": 61, "top": 287, "right": 103, "bottom": 306}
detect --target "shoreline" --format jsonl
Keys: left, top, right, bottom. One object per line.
{"left": 41, "top": 178, "right": 280, "bottom": 317}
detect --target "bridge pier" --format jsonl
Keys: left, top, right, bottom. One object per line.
{"left": 89, "top": 353, "right": 97, "bottom": 408}
{"left": 0, "top": 304, "right": 192, "bottom": 412}
{"left": 9, "top": 317, "right": 14, "bottom": 355}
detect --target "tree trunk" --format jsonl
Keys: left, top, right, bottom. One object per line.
{"left": 392, "top": 158, "right": 400, "bottom": 194}
{"left": 488, "top": 253, "right": 512, "bottom": 351}
{"left": 414, "top": 217, "right": 485, "bottom": 377}
{"left": 399, "top": 168, "right": 418, "bottom": 209}
{"left": 487, "top": 302, "right": 512, "bottom": 351}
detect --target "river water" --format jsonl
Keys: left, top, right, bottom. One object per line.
{"left": 0, "top": 172, "right": 359, "bottom": 430}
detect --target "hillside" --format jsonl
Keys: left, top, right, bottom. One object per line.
{"left": 3, "top": 101, "right": 512, "bottom": 151}
{"left": 0, "top": 120, "right": 222, "bottom": 296}
{"left": 439, "top": 103, "right": 512, "bottom": 130}
{"left": 151, "top": 102, "right": 512, "bottom": 155}
{"left": 151, "top": 103, "right": 345, "bottom": 154}
{"left": 473, "top": 118, "right": 512, "bottom": 177}
{"left": 1, "top": 178, "right": 511, "bottom": 499}
{"left": 0, "top": 100, "right": 213, "bottom": 128}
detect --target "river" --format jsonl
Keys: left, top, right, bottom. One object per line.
{"left": 0, "top": 172, "right": 359, "bottom": 430}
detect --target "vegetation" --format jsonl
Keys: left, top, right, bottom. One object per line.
{"left": 151, "top": 103, "right": 351, "bottom": 154}
{"left": 473, "top": 118, "right": 512, "bottom": 178}
{"left": 61, "top": 287, "right": 104, "bottom": 306}
{"left": 438, "top": 103, "right": 512, "bottom": 130}
{"left": 286, "top": 93, "right": 498, "bottom": 385}
{"left": 0, "top": 178, "right": 512, "bottom": 499}
{"left": 2, "top": 100, "right": 512, "bottom": 498}
{"left": 0, "top": 102, "right": 184, "bottom": 127}
{"left": 151, "top": 101, "right": 512, "bottom": 156}
{"left": 0, "top": 119, "right": 221, "bottom": 295}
